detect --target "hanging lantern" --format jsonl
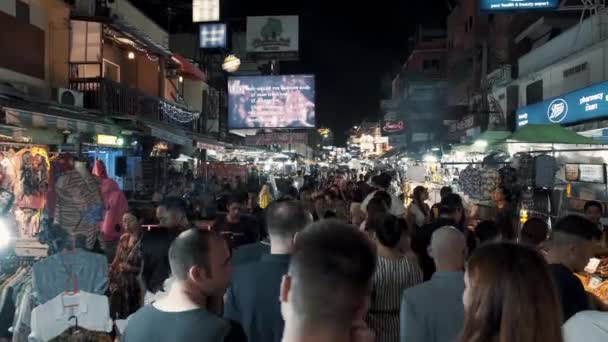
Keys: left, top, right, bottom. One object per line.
{"left": 222, "top": 55, "right": 241, "bottom": 73}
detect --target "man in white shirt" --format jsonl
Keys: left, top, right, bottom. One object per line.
{"left": 361, "top": 173, "right": 405, "bottom": 217}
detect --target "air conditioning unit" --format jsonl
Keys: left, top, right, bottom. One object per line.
{"left": 57, "top": 88, "right": 84, "bottom": 108}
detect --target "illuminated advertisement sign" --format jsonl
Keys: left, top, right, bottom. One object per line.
{"left": 381, "top": 120, "right": 405, "bottom": 136}
{"left": 199, "top": 23, "right": 227, "bottom": 49}
{"left": 480, "top": 0, "right": 559, "bottom": 12}
{"left": 228, "top": 75, "right": 315, "bottom": 129}
{"left": 517, "top": 81, "right": 608, "bottom": 128}
{"left": 246, "top": 16, "right": 299, "bottom": 54}
{"left": 97, "top": 134, "right": 123, "bottom": 147}
{"left": 193, "top": 0, "right": 220, "bottom": 23}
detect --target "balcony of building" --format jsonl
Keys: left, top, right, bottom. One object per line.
{"left": 69, "top": 76, "right": 204, "bottom": 133}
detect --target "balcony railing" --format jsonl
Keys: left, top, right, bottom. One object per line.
{"left": 69, "top": 77, "right": 203, "bottom": 133}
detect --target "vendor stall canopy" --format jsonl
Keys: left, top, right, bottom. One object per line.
{"left": 506, "top": 124, "right": 600, "bottom": 145}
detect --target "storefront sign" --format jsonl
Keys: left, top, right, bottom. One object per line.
{"left": 448, "top": 115, "right": 478, "bottom": 141}
{"left": 199, "top": 23, "right": 227, "bottom": 49}
{"left": 517, "top": 81, "right": 608, "bottom": 128}
{"left": 192, "top": 0, "right": 220, "bottom": 22}
{"left": 480, "top": 0, "right": 559, "bottom": 12}
{"left": 196, "top": 141, "right": 225, "bottom": 152}
{"left": 245, "top": 132, "right": 308, "bottom": 145}
{"left": 449, "top": 115, "right": 477, "bottom": 133}
{"left": 153, "top": 141, "right": 169, "bottom": 151}
{"left": 96, "top": 134, "right": 123, "bottom": 147}
{"left": 565, "top": 163, "right": 606, "bottom": 184}
{"left": 246, "top": 16, "right": 299, "bottom": 57}
{"left": 381, "top": 120, "right": 405, "bottom": 136}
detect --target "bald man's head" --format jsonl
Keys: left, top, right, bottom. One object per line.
{"left": 429, "top": 226, "right": 467, "bottom": 271}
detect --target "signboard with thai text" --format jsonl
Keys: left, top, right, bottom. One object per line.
{"left": 517, "top": 81, "right": 608, "bottom": 128}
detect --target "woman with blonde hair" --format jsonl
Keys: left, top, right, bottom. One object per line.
{"left": 461, "top": 242, "right": 563, "bottom": 342}
{"left": 258, "top": 183, "right": 273, "bottom": 209}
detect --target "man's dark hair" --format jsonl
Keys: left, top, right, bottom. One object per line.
{"left": 289, "top": 220, "right": 376, "bottom": 326}
{"left": 553, "top": 215, "right": 602, "bottom": 241}
{"left": 520, "top": 218, "right": 549, "bottom": 246}
{"left": 141, "top": 228, "right": 180, "bottom": 292}
{"left": 159, "top": 197, "right": 187, "bottom": 214}
{"left": 475, "top": 220, "right": 500, "bottom": 244}
{"left": 375, "top": 173, "right": 391, "bottom": 189}
{"left": 227, "top": 193, "right": 247, "bottom": 206}
{"left": 375, "top": 214, "right": 403, "bottom": 248}
{"left": 265, "top": 200, "right": 311, "bottom": 239}
{"left": 373, "top": 190, "right": 392, "bottom": 208}
{"left": 584, "top": 200, "right": 603, "bottom": 214}
{"left": 438, "top": 193, "right": 463, "bottom": 217}
{"left": 440, "top": 186, "right": 453, "bottom": 199}
{"left": 169, "top": 229, "right": 221, "bottom": 281}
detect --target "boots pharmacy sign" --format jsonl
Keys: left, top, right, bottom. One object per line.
{"left": 246, "top": 16, "right": 299, "bottom": 59}
{"left": 517, "top": 81, "right": 608, "bottom": 128}
{"left": 480, "top": 0, "right": 559, "bottom": 11}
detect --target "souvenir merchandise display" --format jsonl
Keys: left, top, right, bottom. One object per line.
{"left": 53, "top": 161, "right": 103, "bottom": 250}
{"left": 458, "top": 165, "right": 482, "bottom": 200}
{"left": 0, "top": 146, "right": 50, "bottom": 239}
{"left": 480, "top": 166, "right": 500, "bottom": 201}
{"left": 514, "top": 153, "right": 534, "bottom": 188}
{"left": 498, "top": 165, "right": 517, "bottom": 194}
{"left": 0, "top": 235, "right": 113, "bottom": 341}
{"left": 534, "top": 155, "right": 558, "bottom": 189}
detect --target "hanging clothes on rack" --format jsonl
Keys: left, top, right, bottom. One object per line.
{"left": 29, "top": 291, "right": 113, "bottom": 341}
{"left": 31, "top": 250, "right": 108, "bottom": 305}
{"left": 54, "top": 169, "right": 103, "bottom": 249}
{"left": 458, "top": 165, "right": 482, "bottom": 199}
{"left": 10, "top": 147, "right": 49, "bottom": 238}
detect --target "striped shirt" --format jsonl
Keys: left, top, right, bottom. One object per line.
{"left": 367, "top": 255, "right": 423, "bottom": 342}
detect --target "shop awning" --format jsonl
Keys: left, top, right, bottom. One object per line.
{"left": 172, "top": 54, "right": 206, "bottom": 81}
{"left": 476, "top": 130, "right": 512, "bottom": 143}
{"left": 190, "top": 133, "right": 226, "bottom": 152}
{"left": 1, "top": 103, "right": 118, "bottom": 136}
{"left": 505, "top": 124, "right": 601, "bottom": 145}
{"left": 145, "top": 121, "right": 191, "bottom": 146}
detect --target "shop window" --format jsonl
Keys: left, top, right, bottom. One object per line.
{"left": 70, "top": 20, "right": 101, "bottom": 62}
{"left": 103, "top": 59, "right": 120, "bottom": 82}
{"left": 526, "top": 80, "right": 543, "bottom": 106}
{"left": 16, "top": 1, "right": 29, "bottom": 24}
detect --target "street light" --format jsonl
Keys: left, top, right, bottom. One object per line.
{"left": 222, "top": 55, "right": 241, "bottom": 73}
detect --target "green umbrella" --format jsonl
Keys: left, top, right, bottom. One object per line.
{"left": 506, "top": 124, "right": 601, "bottom": 145}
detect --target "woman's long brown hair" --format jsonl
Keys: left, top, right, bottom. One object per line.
{"left": 460, "top": 242, "right": 563, "bottom": 342}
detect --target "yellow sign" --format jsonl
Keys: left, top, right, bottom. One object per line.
{"left": 97, "top": 134, "right": 123, "bottom": 147}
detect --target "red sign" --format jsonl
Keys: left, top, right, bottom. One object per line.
{"left": 382, "top": 120, "right": 405, "bottom": 135}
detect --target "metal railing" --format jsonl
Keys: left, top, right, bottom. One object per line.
{"left": 69, "top": 76, "right": 203, "bottom": 133}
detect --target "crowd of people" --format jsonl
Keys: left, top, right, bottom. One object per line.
{"left": 109, "top": 170, "right": 608, "bottom": 342}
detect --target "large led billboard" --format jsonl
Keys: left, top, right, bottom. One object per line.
{"left": 228, "top": 75, "right": 315, "bottom": 129}
{"left": 480, "top": 0, "right": 559, "bottom": 12}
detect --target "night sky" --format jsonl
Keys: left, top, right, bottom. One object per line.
{"left": 133, "top": 0, "right": 448, "bottom": 145}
